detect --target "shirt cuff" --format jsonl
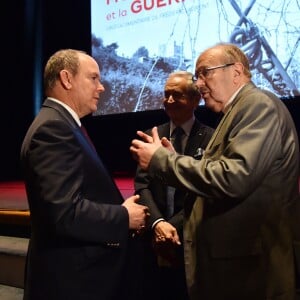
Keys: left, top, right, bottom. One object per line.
{"left": 152, "top": 218, "right": 165, "bottom": 229}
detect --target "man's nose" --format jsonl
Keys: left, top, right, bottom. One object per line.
{"left": 98, "top": 82, "right": 105, "bottom": 92}
{"left": 195, "top": 77, "right": 205, "bottom": 87}
{"left": 166, "top": 95, "right": 175, "bottom": 103}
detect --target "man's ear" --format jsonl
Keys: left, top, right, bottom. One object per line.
{"left": 59, "top": 70, "right": 72, "bottom": 89}
{"left": 232, "top": 63, "right": 244, "bottom": 85}
{"left": 233, "top": 62, "right": 243, "bottom": 77}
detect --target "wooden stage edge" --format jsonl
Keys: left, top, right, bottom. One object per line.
{"left": 0, "top": 177, "right": 134, "bottom": 228}
{"left": 0, "top": 211, "right": 30, "bottom": 226}
{"left": 1, "top": 178, "right": 299, "bottom": 228}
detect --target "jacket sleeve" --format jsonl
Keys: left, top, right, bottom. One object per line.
{"left": 147, "top": 93, "right": 284, "bottom": 201}
{"left": 24, "top": 119, "right": 129, "bottom": 246}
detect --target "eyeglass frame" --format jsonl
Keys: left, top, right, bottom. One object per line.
{"left": 164, "top": 90, "right": 188, "bottom": 102}
{"left": 193, "top": 63, "right": 235, "bottom": 81}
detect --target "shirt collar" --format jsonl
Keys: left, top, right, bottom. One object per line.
{"left": 223, "top": 84, "right": 246, "bottom": 113}
{"left": 47, "top": 97, "right": 81, "bottom": 126}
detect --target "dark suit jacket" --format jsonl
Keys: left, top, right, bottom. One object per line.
{"left": 135, "top": 119, "right": 214, "bottom": 234}
{"left": 133, "top": 119, "right": 214, "bottom": 300}
{"left": 21, "top": 99, "right": 130, "bottom": 300}
{"left": 148, "top": 83, "right": 300, "bottom": 300}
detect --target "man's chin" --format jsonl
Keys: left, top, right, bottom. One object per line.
{"left": 90, "top": 104, "right": 98, "bottom": 113}
{"left": 203, "top": 98, "right": 215, "bottom": 109}
{"left": 204, "top": 101, "right": 221, "bottom": 113}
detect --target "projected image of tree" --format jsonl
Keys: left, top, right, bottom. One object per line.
{"left": 91, "top": 0, "right": 300, "bottom": 115}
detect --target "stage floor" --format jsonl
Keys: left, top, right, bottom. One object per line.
{"left": 0, "top": 178, "right": 134, "bottom": 211}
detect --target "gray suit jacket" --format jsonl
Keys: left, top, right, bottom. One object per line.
{"left": 148, "top": 83, "right": 300, "bottom": 300}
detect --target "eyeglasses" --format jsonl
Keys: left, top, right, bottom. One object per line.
{"left": 164, "top": 91, "right": 187, "bottom": 102}
{"left": 193, "top": 63, "right": 235, "bottom": 81}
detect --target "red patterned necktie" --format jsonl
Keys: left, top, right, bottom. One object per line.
{"left": 80, "top": 125, "right": 96, "bottom": 151}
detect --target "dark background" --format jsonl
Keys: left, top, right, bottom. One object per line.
{"left": 2, "top": 0, "right": 300, "bottom": 181}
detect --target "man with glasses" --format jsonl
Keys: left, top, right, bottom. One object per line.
{"left": 131, "top": 43, "right": 300, "bottom": 300}
{"left": 134, "top": 71, "right": 214, "bottom": 300}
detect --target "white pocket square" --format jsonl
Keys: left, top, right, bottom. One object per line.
{"left": 194, "top": 148, "right": 204, "bottom": 159}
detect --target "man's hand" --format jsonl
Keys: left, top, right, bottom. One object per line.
{"left": 152, "top": 221, "right": 182, "bottom": 267}
{"left": 154, "top": 220, "right": 181, "bottom": 245}
{"left": 122, "top": 195, "right": 150, "bottom": 232}
{"left": 130, "top": 127, "right": 174, "bottom": 170}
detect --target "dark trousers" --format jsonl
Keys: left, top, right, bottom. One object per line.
{"left": 158, "top": 265, "right": 189, "bottom": 300}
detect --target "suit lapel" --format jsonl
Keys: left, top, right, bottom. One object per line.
{"left": 158, "top": 123, "right": 170, "bottom": 140}
{"left": 206, "top": 83, "right": 256, "bottom": 151}
{"left": 185, "top": 121, "right": 207, "bottom": 159}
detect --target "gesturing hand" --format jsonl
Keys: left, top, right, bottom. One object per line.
{"left": 130, "top": 126, "right": 174, "bottom": 170}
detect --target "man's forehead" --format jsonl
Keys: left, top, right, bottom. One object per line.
{"left": 196, "top": 49, "right": 222, "bottom": 66}
{"left": 165, "top": 77, "right": 185, "bottom": 88}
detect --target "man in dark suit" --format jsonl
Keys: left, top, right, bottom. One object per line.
{"left": 134, "top": 71, "right": 214, "bottom": 300}
{"left": 131, "top": 43, "right": 300, "bottom": 300}
{"left": 20, "top": 49, "right": 149, "bottom": 300}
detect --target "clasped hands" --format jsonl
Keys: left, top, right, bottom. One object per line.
{"left": 153, "top": 221, "right": 182, "bottom": 266}
{"left": 154, "top": 220, "right": 181, "bottom": 245}
{"left": 130, "top": 126, "right": 175, "bottom": 170}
